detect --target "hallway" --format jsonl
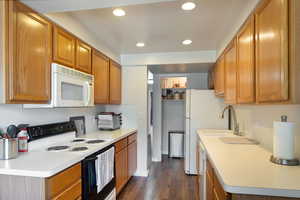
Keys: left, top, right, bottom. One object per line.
{"left": 118, "top": 156, "right": 199, "bottom": 200}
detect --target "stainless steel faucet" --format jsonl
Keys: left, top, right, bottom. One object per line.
{"left": 220, "top": 105, "right": 241, "bottom": 136}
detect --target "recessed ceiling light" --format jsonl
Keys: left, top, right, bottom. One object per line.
{"left": 113, "top": 8, "right": 126, "bottom": 16}
{"left": 181, "top": 2, "right": 196, "bottom": 11}
{"left": 136, "top": 42, "right": 145, "bottom": 47}
{"left": 182, "top": 39, "right": 192, "bottom": 45}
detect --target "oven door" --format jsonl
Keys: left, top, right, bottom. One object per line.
{"left": 53, "top": 72, "right": 93, "bottom": 107}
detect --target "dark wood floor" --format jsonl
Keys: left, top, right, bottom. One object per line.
{"left": 118, "top": 155, "right": 199, "bottom": 200}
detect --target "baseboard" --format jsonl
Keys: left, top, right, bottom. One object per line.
{"left": 134, "top": 169, "right": 149, "bottom": 177}
{"left": 162, "top": 150, "right": 168, "bottom": 155}
{"left": 152, "top": 157, "right": 162, "bottom": 162}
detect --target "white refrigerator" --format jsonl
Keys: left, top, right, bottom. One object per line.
{"left": 184, "top": 89, "right": 228, "bottom": 175}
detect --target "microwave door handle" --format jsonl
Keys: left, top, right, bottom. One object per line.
{"left": 85, "top": 81, "right": 91, "bottom": 106}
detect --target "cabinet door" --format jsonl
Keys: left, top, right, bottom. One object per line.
{"left": 255, "top": 0, "right": 289, "bottom": 102}
{"left": 128, "top": 140, "right": 137, "bottom": 179}
{"left": 237, "top": 15, "right": 255, "bottom": 104}
{"left": 109, "top": 60, "right": 122, "bottom": 104}
{"left": 215, "top": 56, "right": 225, "bottom": 97}
{"left": 76, "top": 40, "right": 92, "bottom": 74}
{"left": 206, "top": 172, "right": 214, "bottom": 200}
{"left": 92, "top": 50, "right": 109, "bottom": 104}
{"left": 53, "top": 26, "right": 76, "bottom": 67}
{"left": 115, "top": 147, "right": 128, "bottom": 194}
{"left": 224, "top": 40, "right": 237, "bottom": 104}
{"left": 7, "top": 1, "right": 52, "bottom": 103}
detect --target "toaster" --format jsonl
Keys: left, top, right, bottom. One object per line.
{"left": 96, "top": 112, "right": 122, "bottom": 131}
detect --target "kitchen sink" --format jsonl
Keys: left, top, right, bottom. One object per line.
{"left": 219, "top": 137, "right": 259, "bottom": 145}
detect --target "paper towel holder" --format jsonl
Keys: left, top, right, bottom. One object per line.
{"left": 270, "top": 155, "right": 300, "bottom": 166}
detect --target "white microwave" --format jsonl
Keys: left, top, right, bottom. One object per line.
{"left": 24, "top": 63, "right": 94, "bottom": 108}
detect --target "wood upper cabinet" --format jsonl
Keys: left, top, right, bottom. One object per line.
{"left": 53, "top": 26, "right": 76, "bottom": 68}
{"left": 92, "top": 50, "right": 110, "bottom": 104}
{"left": 75, "top": 40, "right": 92, "bottom": 74}
{"left": 109, "top": 60, "right": 122, "bottom": 104}
{"left": 255, "top": 0, "right": 289, "bottom": 103}
{"left": 214, "top": 55, "right": 225, "bottom": 97}
{"left": 7, "top": 0, "right": 52, "bottom": 103}
{"left": 236, "top": 15, "right": 255, "bottom": 104}
{"left": 224, "top": 40, "right": 237, "bottom": 104}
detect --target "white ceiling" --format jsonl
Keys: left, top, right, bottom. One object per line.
{"left": 22, "top": 0, "right": 255, "bottom": 55}
{"left": 148, "top": 63, "right": 213, "bottom": 74}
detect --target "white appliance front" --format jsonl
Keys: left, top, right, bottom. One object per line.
{"left": 52, "top": 63, "right": 94, "bottom": 107}
{"left": 24, "top": 63, "right": 94, "bottom": 108}
{"left": 184, "top": 90, "right": 227, "bottom": 175}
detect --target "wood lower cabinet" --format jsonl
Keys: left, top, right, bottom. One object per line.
{"left": 115, "top": 132, "right": 137, "bottom": 195}
{"left": 206, "top": 160, "right": 231, "bottom": 200}
{"left": 115, "top": 141, "right": 128, "bottom": 194}
{"left": 92, "top": 50, "right": 110, "bottom": 104}
{"left": 236, "top": 15, "right": 255, "bottom": 104}
{"left": 7, "top": 0, "right": 52, "bottom": 103}
{"left": 128, "top": 138, "right": 137, "bottom": 178}
{"left": 53, "top": 26, "right": 76, "bottom": 68}
{"left": 255, "top": 0, "right": 289, "bottom": 103}
{"left": 205, "top": 159, "right": 300, "bottom": 200}
{"left": 109, "top": 60, "right": 122, "bottom": 104}
{"left": 224, "top": 39, "right": 237, "bottom": 104}
{"left": 75, "top": 40, "right": 92, "bottom": 74}
{"left": 46, "top": 163, "right": 82, "bottom": 200}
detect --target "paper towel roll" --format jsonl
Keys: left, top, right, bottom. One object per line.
{"left": 273, "top": 121, "right": 296, "bottom": 160}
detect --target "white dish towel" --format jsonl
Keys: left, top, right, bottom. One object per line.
{"left": 95, "top": 147, "right": 115, "bottom": 193}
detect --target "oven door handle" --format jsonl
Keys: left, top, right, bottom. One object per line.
{"left": 83, "top": 157, "right": 97, "bottom": 164}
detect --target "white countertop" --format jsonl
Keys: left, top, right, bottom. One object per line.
{"left": 0, "top": 128, "right": 137, "bottom": 178}
{"left": 197, "top": 129, "right": 300, "bottom": 198}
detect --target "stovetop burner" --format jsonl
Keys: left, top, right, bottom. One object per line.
{"left": 86, "top": 139, "right": 106, "bottom": 144}
{"left": 47, "top": 145, "right": 70, "bottom": 151}
{"left": 70, "top": 146, "right": 88, "bottom": 152}
{"left": 71, "top": 139, "right": 86, "bottom": 143}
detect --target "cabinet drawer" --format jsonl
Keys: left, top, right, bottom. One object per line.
{"left": 52, "top": 179, "right": 82, "bottom": 200}
{"left": 115, "top": 138, "right": 128, "bottom": 153}
{"left": 128, "top": 133, "right": 137, "bottom": 144}
{"left": 47, "top": 163, "right": 81, "bottom": 199}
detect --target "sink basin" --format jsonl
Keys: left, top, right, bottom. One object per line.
{"left": 219, "top": 137, "right": 259, "bottom": 145}
{"left": 199, "top": 129, "right": 233, "bottom": 136}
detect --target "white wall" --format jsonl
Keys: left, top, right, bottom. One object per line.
{"left": 0, "top": 105, "right": 104, "bottom": 133}
{"left": 46, "top": 13, "right": 120, "bottom": 62}
{"left": 152, "top": 74, "right": 162, "bottom": 162}
{"left": 162, "top": 101, "right": 184, "bottom": 155}
{"left": 121, "top": 51, "right": 216, "bottom": 66}
{"left": 235, "top": 105, "right": 300, "bottom": 159}
{"left": 187, "top": 73, "right": 208, "bottom": 89}
{"left": 106, "top": 66, "right": 149, "bottom": 176}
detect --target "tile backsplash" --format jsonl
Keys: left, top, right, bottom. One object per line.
{"left": 235, "top": 104, "right": 300, "bottom": 159}
{"left": 0, "top": 104, "right": 105, "bottom": 133}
